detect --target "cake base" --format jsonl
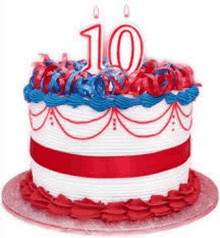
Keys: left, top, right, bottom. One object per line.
{"left": 2, "top": 171, "right": 218, "bottom": 235}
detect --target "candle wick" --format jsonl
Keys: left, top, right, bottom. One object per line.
{"left": 93, "top": 6, "right": 99, "bottom": 19}
{"left": 124, "top": 4, "right": 130, "bottom": 18}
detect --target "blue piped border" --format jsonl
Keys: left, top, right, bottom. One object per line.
{"left": 24, "top": 85, "right": 199, "bottom": 112}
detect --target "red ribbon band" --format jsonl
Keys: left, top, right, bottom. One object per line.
{"left": 30, "top": 137, "right": 190, "bottom": 178}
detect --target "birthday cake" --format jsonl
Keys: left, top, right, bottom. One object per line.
{"left": 20, "top": 52, "right": 201, "bottom": 222}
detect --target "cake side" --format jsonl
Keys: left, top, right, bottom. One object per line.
{"left": 29, "top": 98, "right": 192, "bottom": 202}
{"left": 29, "top": 99, "right": 193, "bottom": 156}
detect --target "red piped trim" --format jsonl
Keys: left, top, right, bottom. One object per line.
{"left": 29, "top": 108, "right": 50, "bottom": 131}
{"left": 52, "top": 108, "right": 114, "bottom": 140}
{"left": 20, "top": 170, "right": 200, "bottom": 222}
{"left": 29, "top": 106, "right": 48, "bottom": 117}
{"left": 54, "top": 108, "right": 111, "bottom": 124}
{"left": 115, "top": 104, "right": 173, "bottom": 124}
{"left": 175, "top": 103, "right": 193, "bottom": 118}
{"left": 115, "top": 105, "right": 175, "bottom": 138}
{"left": 29, "top": 103, "right": 192, "bottom": 140}
{"left": 175, "top": 107, "right": 192, "bottom": 131}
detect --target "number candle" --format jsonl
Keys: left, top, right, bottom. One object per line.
{"left": 108, "top": 24, "right": 144, "bottom": 74}
{"left": 80, "top": 24, "right": 102, "bottom": 74}
{"left": 80, "top": 5, "right": 144, "bottom": 75}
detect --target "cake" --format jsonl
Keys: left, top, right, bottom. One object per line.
{"left": 20, "top": 54, "right": 201, "bottom": 222}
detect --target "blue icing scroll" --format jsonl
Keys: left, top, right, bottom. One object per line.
{"left": 165, "top": 92, "right": 177, "bottom": 104}
{"left": 24, "top": 84, "right": 199, "bottom": 111}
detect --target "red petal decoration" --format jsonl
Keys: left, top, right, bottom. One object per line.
{"left": 127, "top": 210, "right": 153, "bottom": 221}
{"left": 71, "top": 205, "right": 101, "bottom": 219}
{"left": 105, "top": 201, "right": 127, "bottom": 209}
{"left": 30, "top": 190, "right": 50, "bottom": 209}
{"left": 179, "top": 184, "right": 194, "bottom": 195}
{"left": 47, "top": 203, "right": 72, "bottom": 215}
{"left": 184, "top": 192, "right": 199, "bottom": 205}
{"left": 38, "top": 187, "right": 53, "bottom": 201}
{"left": 188, "top": 171, "right": 194, "bottom": 185}
{"left": 150, "top": 205, "right": 172, "bottom": 216}
{"left": 193, "top": 176, "right": 201, "bottom": 192}
{"left": 147, "top": 195, "right": 168, "bottom": 206}
{"left": 20, "top": 179, "right": 28, "bottom": 189}
{"left": 167, "top": 190, "right": 183, "bottom": 201}
{"left": 73, "top": 198, "right": 105, "bottom": 209}
{"left": 101, "top": 213, "right": 129, "bottom": 222}
{"left": 169, "top": 200, "right": 187, "bottom": 212}
{"left": 20, "top": 185, "right": 33, "bottom": 200}
{"left": 25, "top": 171, "right": 33, "bottom": 181}
{"left": 103, "top": 202, "right": 127, "bottom": 215}
{"left": 52, "top": 194, "right": 74, "bottom": 208}
{"left": 28, "top": 190, "right": 50, "bottom": 209}
{"left": 126, "top": 198, "right": 148, "bottom": 211}
{"left": 30, "top": 200, "right": 50, "bottom": 209}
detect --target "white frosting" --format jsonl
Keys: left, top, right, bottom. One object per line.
{"left": 29, "top": 101, "right": 193, "bottom": 202}
{"left": 31, "top": 157, "right": 191, "bottom": 203}
{"left": 30, "top": 101, "right": 192, "bottom": 156}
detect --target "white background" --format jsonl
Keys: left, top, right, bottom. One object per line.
{"left": 0, "top": 0, "right": 220, "bottom": 237}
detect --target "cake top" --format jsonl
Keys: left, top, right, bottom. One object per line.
{"left": 24, "top": 54, "right": 200, "bottom": 111}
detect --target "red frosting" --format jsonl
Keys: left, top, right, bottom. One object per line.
{"left": 127, "top": 60, "right": 197, "bottom": 96}
{"left": 20, "top": 170, "right": 200, "bottom": 222}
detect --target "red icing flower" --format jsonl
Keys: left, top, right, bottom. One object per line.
{"left": 125, "top": 199, "right": 152, "bottom": 220}
{"left": 103, "top": 201, "right": 127, "bottom": 215}
{"left": 47, "top": 194, "right": 74, "bottom": 215}
{"left": 126, "top": 198, "right": 148, "bottom": 211}
{"left": 38, "top": 187, "right": 53, "bottom": 201}
{"left": 29, "top": 189, "right": 50, "bottom": 209}
{"left": 70, "top": 198, "right": 105, "bottom": 219}
{"left": 127, "top": 210, "right": 153, "bottom": 221}
{"left": 20, "top": 182, "right": 33, "bottom": 200}
{"left": 20, "top": 172, "right": 36, "bottom": 200}
{"left": 101, "top": 201, "right": 128, "bottom": 222}
{"left": 147, "top": 195, "right": 172, "bottom": 216}
{"left": 167, "top": 190, "right": 187, "bottom": 211}
{"left": 101, "top": 213, "right": 129, "bottom": 222}
{"left": 70, "top": 205, "right": 102, "bottom": 219}
{"left": 193, "top": 176, "right": 201, "bottom": 192}
{"left": 73, "top": 198, "right": 105, "bottom": 209}
{"left": 147, "top": 195, "right": 168, "bottom": 206}
{"left": 183, "top": 192, "right": 199, "bottom": 205}
{"left": 179, "top": 184, "right": 194, "bottom": 195}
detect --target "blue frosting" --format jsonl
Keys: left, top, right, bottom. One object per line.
{"left": 24, "top": 84, "right": 199, "bottom": 112}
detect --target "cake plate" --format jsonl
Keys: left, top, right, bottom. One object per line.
{"left": 2, "top": 171, "right": 218, "bottom": 235}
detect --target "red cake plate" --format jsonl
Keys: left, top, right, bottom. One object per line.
{"left": 2, "top": 171, "right": 218, "bottom": 235}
